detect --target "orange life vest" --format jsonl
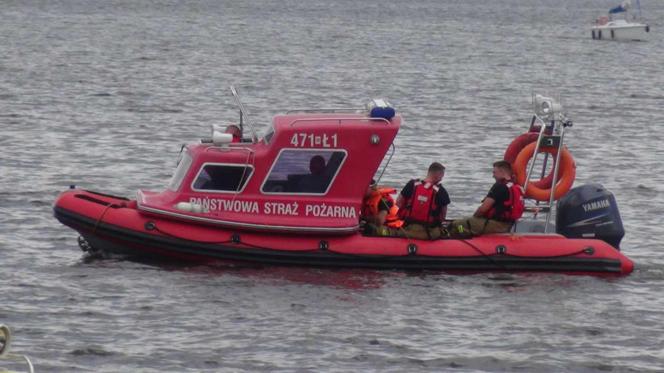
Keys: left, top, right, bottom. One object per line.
{"left": 362, "top": 188, "right": 404, "bottom": 228}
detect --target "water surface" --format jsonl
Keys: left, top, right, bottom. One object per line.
{"left": 2, "top": 0, "right": 664, "bottom": 371}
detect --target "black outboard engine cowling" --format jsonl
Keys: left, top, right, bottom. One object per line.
{"left": 556, "top": 183, "right": 624, "bottom": 249}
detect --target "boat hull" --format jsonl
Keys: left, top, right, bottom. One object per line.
{"left": 591, "top": 24, "right": 650, "bottom": 41}
{"left": 54, "top": 189, "right": 634, "bottom": 275}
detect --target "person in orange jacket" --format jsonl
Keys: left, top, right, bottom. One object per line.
{"left": 361, "top": 179, "right": 404, "bottom": 236}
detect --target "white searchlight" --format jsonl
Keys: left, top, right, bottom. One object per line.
{"left": 201, "top": 125, "right": 235, "bottom": 145}
{"left": 533, "top": 94, "right": 562, "bottom": 120}
{"left": 211, "top": 125, "right": 234, "bottom": 146}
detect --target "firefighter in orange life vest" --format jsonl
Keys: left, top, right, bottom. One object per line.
{"left": 361, "top": 179, "right": 404, "bottom": 236}
{"left": 396, "top": 162, "right": 451, "bottom": 240}
{"left": 450, "top": 160, "right": 524, "bottom": 237}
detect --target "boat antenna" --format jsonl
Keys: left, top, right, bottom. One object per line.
{"left": 239, "top": 108, "right": 243, "bottom": 135}
{"left": 230, "top": 85, "right": 258, "bottom": 143}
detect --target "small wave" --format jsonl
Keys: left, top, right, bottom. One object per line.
{"left": 29, "top": 200, "right": 50, "bottom": 207}
{"left": 91, "top": 93, "right": 112, "bottom": 97}
{"left": 636, "top": 184, "right": 659, "bottom": 195}
{"left": 70, "top": 346, "right": 115, "bottom": 357}
{"left": 555, "top": 35, "right": 580, "bottom": 41}
{"left": 290, "top": 303, "right": 306, "bottom": 311}
{"left": 376, "top": 355, "right": 512, "bottom": 370}
{"left": 630, "top": 265, "right": 664, "bottom": 281}
{"left": 127, "top": 106, "right": 184, "bottom": 114}
{"left": 629, "top": 93, "right": 664, "bottom": 100}
{"left": 116, "top": 91, "right": 142, "bottom": 97}
{"left": 0, "top": 190, "right": 58, "bottom": 198}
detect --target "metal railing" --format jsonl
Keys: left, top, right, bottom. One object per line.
{"left": 286, "top": 108, "right": 362, "bottom": 114}
{"left": 230, "top": 86, "right": 259, "bottom": 144}
{"left": 522, "top": 97, "right": 573, "bottom": 233}
{"left": 0, "top": 325, "right": 34, "bottom": 373}
{"left": 288, "top": 116, "right": 392, "bottom": 127}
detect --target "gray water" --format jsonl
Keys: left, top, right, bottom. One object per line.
{"left": 2, "top": 0, "right": 664, "bottom": 371}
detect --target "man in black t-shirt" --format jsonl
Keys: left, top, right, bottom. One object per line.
{"left": 450, "top": 160, "right": 515, "bottom": 236}
{"left": 484, "top": 182, "right": 510, "bottom": 218}
{"left": 396, "top": 162, "right": 451, "bottom": 239}
{"left": 399, "top": 179, "right": 451, "bottom": 222}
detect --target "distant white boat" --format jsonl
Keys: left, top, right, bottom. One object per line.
{"left": 591, "top": 0, "right": 650, "bottom": 41}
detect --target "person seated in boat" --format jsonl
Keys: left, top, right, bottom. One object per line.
{"left": 297, "top": 155, "right": 329, "bottom": 193}
{"left": 361, "top": 179, "right": 404, "bottom": 236}
{"left": 225, "top": 124, "right": 242, "bottom": 143}
{"left": 449, "top": 160, "right": 524, "bottom": 237}
{"left": 396, "top": 162, "right": 450, "bottom": 240}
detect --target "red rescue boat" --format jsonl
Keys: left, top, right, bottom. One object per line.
{"left": 53, "top": 89, "right": 634, "bottom": 275}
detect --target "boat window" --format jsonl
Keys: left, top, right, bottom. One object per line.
{"left": 192, "top": 164, "right": 253, "bottom": 193}
{"left": 261, "top": 149, "right": 346, "bottom": 194}
{"left": 167, "top": 152, "right": 193, "bottom": 191}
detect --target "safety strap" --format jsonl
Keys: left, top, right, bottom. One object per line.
{"left": 481, "top": 218, "right": 490, "bottom": 235}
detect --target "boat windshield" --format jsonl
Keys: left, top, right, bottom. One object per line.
{"left": 167, "top": 152, "right": 193, "bottom": 191}
{"left": 192, "top": 164, "right": 253, "bottom": 193}
{"left": 262, "top": 125, "right": 275, "bottom": 144}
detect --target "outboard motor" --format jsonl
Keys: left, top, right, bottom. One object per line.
{"left": 556, "top": 184, "right": 624, "bottom": 249}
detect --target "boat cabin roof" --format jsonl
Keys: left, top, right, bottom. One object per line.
{"left": 137, "top": 106, "right": 401, "bottom": 233}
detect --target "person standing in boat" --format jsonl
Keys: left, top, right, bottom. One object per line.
{"left": 361, "top": 179, "right": 404, "bottom": 235}
{"left": 449, "top": 160, "right": 524, "bottom": 236}
{"left": 396, "top": 162, "right": 450, "bottom": 239}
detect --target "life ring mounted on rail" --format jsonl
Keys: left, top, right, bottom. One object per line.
{"left": 513, "top": 142, "right": 576, "bottom": 201}
{"left": 504, "top": 132, "right": 556, "bottom": 189}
